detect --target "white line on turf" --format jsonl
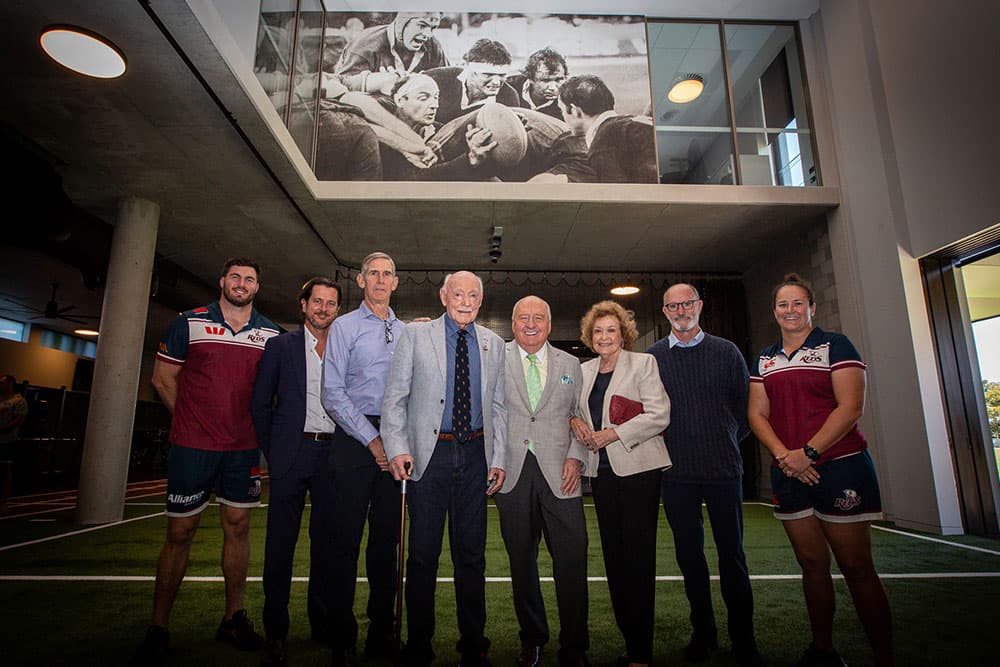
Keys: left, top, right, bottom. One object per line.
{"left": 4, "top": 572, "right": 1000, "bottom": 583}
{"left": 748, "top": 501, "right": 1000, "bottom": 557}
{"left": 872, "top": 525, "right": 1000, "bottom": 556}
{"left": 0, "top": 511, "right": 165, "bottom": 552}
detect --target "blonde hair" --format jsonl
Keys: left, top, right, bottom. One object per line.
{"left": 580, "top": 300, "right": 637, "bottom": 351}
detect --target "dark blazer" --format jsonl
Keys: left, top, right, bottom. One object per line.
{"left": 589, "top": 115, "right": 658, "bottom": 183}
{"left": 251, "top": 328, "right": 308, "bottom": 480}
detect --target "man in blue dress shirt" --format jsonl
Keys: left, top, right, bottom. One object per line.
{"left": 321, "top": 251, "right": 402, "bottom": 665}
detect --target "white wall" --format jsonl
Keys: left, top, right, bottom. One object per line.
{"left": 866, "top": 0, "right": 1000, "bottom": 256}
{"left": 809, "top": 0, "right": 966, "bottom": 533}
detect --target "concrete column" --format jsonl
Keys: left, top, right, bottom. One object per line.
{"left": 77, "top": 197, "right": 159, "bottom": 524}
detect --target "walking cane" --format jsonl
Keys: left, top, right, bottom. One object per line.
{"left": 394, "top": 460, "right": 411, "bottom": 666}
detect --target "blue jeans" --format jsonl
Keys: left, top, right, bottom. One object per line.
{"left": 404, "top": 436, "right": 489, "bottom": 663}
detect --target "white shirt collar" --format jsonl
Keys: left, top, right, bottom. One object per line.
{"left": 669, "top": 328, "right": 705, "bottom": 348}
{"left": 585, "top": 110, "right": 617, "bottom": 148}
{"left": 517, "top": 341, "right": 548, "bottom": 363}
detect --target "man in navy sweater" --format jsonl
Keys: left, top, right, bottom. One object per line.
{"left": 647, "top": 283, "right": 762, "bottom": 667}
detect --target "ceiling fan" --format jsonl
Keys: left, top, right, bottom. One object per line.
{"left": 0, "top": 282, "right": 100, "bottom": 325}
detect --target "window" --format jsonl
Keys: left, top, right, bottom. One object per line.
{"left": 38, "top": 329, "right": 97, "bottom": 359}
{"left": 648, "top": 19, "right": 817, "bottom": 186}
{"left": 0, "top": 317, "right": 27, "bottom": 343}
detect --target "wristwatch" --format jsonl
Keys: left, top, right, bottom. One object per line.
{"left": 803, "top": 445, "right": 821, "bottom": 461}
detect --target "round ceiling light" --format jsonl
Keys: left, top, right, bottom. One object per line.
{"left": 40, "top": 26, "right": 126, "bottom": 79}
{"left": 667, "top": 74, "right": 704, "bottom": 104}
{"left": 610, "top": 286, "right": 640, "bottom": 296}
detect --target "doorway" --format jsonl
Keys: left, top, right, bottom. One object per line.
{"left": 922, "top": 252, "right": 1000, "bottom": 537}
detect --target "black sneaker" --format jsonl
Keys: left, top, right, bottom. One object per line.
{"left": 130, "top": 625, "right": 169, "bottom": 667}
{"left": 216, "top": 609, "right": 265, "bottom": 651}
{"left": 792, "top": 643, "right": 846, "bottom": 667}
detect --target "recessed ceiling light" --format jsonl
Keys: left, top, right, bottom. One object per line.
{"left": 610, "top": 286, "right": 640, "bottom": 296}
{"left": 668, "top": 74, "right": 704, "bottom": 104}
{"left": 74, "top": 328, "right": 100, "bottom": 337}
{"left": 40, "top": 25, "right": 126, "bottom": 79}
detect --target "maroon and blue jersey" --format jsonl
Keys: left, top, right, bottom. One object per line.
{"left": 751, "top": 327, "right": 868, "bottom": 464}
{"left": 157, "top": 301, "right": 279, "bottom": 452}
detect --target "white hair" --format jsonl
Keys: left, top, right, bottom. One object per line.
{"left": 441, "top": 271, "right": 484, "bottom": 295}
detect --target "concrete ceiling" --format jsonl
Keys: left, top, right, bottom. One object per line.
{"left": 1, "top": 0, "right": 831, "bottom": 330}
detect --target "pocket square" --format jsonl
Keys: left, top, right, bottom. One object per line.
{"left": 609, "top": 394, "right": 644, "bottom": 425}
{"left": 560, "top": 375, "right": 574, "bottom": 385}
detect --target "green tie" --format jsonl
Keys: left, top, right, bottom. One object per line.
{"left": 526, "top": 353, "right": 542, "bottom": 411}
{"left": 526, "top": 354, "right": 542, "bottom": 455}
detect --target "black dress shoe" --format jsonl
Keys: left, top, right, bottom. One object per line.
{"left": 312, "top": 629, "right": 333, "bottom": 646}
{"left": 557, "top": 648, "right": 591, "bottom": 667}
{"left": 683, "top": 632, "right": 718, "bottom": 663}
{"left": 364, "top": 631, "right": 395, "bottom": 660}
{"left": 516, "top": 643, "right": 543, "bottom": 667}
{"left": 459, "top": 649, "right": 491, "bottom": 667}
{"left": 734, "top": 646, "right": 765, "bottom": 667}
{"left": 331, "top": 646, "right": 358, "bottom": 667}
{"left": 261, "top": 638, "right": 287, "bottom": 666}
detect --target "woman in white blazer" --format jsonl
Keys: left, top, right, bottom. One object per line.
{"left": 570, "top": 300, "right": 671, "bottom": 667}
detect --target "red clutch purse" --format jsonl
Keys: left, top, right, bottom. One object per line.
{"left": 609, "top": 394, "right": 644, "bottom": 425}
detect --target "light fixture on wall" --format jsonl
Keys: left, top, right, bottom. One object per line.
{"left": 74, "top": 328, "right": 100, "bottom": 337}
{"left": 610, "top": 285, "right": 640, "bottom": 296}
{"left": 40, "top": 25, "right": 126, "bottom": 79}
{"left": 667, "top": 73, "right": 705, "bottom": 104}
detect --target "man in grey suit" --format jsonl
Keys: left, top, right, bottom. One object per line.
{"left": 496, "top": 296, "right": 590, "bottom": 667}
{"left": 382, "top": 270, "right": 507, "bottom": 667}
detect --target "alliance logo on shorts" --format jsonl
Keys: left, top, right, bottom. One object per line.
{"left": 249, "top": 465, "right": 262, "bottom": 498}
{"left": 834, "top": 488, "right": 861, "bottom": 510}
{"left": 168, "top": 490, "right": 205, "bottom": 506}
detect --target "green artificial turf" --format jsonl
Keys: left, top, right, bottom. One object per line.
{"left": 1, "top": 495, "right": 999, "bottom": 665}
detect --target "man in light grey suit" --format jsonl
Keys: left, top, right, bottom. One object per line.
{"left": 382, "top": 270, "right": 507, "bottom": 667}
{"left": 496, "top": 296, "right": 590, "bottom": 667}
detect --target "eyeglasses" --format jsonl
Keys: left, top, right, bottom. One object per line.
{"left": 384, "top": 319, "right": 393, "bottom": 345}
{"left": 664, "top": 300, "right": 698, "bottom": 312}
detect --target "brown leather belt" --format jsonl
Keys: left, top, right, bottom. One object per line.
{"left": 437, "top": 429, "right": 485, "bottom": 442}
{"left": 303, "top": 431, "right": 335, "bottom": 441}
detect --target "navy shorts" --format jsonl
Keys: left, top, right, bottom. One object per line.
{"left": 166, "top": 445, "right": 262, "bottom": 518}
{"left": 771, "top": 450, "right": 883, "bottom": 523}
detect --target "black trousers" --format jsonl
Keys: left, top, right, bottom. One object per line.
{"left": 495, "top": 454, "right": 589, "bottom": 653}
{"left": 262, "top": 437, "right": 335, "bottom": 639}
{"left": 326, "top": 425, "right": 400, "bottom": 651}
{"left": 590, "top": 467, "right": 662, "bottom": 663}
{"left": 661, "top": 478, "right": 755, "bottom": 650}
